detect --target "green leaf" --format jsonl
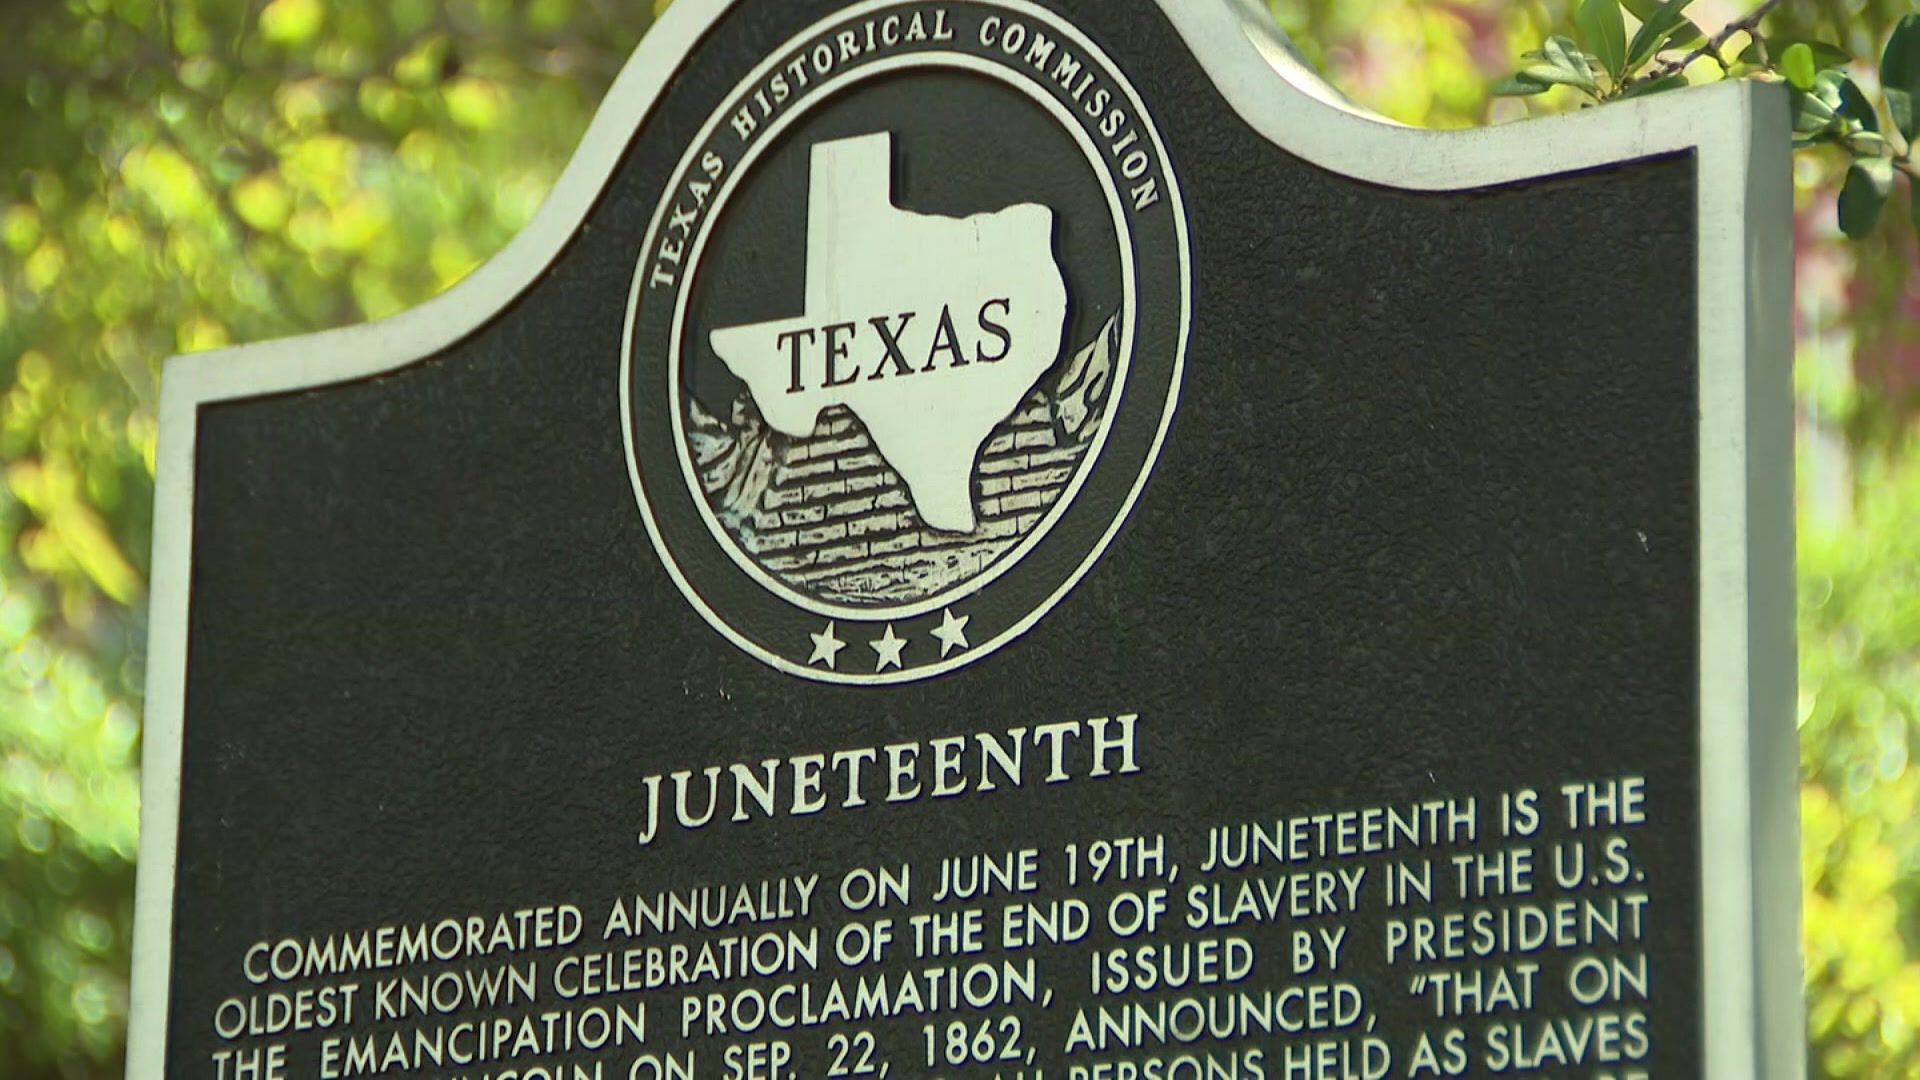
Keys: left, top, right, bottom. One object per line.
{"left": 1812, "top": 69, "right": 1847, "bottom": 110}
{"left": 1520, "top": 62, "right": 1587, "bottom": 91}
{"left": 1791, "top": 89, "right": 1839, "bottom": 136}
{"left": 1578, "top": 0, "right": 1629, "bottom": 79}
{"left": 1627, "top": 0, "right": 1695, "bottom": 72}
{"left": 1536, "top": 34, "right": 1599, "bottom": 93}
{"left": 1838, "top": 158, "right": 1894, "bottom": 240}
{"left": 1838, "top": 77, "right": 1879, "bottom": 133}
{"left": 1794, "top": 74, "right": 1849, "bottom": 137}
{"left": 1515, "top": 36, "right": 1601, "bottom": 95}
{"left": 1888, "top": 90, "right": 1914, "bottom": 142}
{"left": 1847, "top": 131, "right": 1889, "bottom": 157}
{"left": 1806, "top": 41, "right": 1852, "bottom": 68}
{"left": 1491, "top": 73, "right": 1553, "bottom": 97}
{"left": 1619, "top": 0, "right": 1660, "bottom": 19}
{"left": 1910, "top": 174, "right": 1920, "bottom": 237}
{"left": 1666, "top": 18, "right": 1706, "bottom": 50}
{"left": 1881, "top": 15, "right": 1920, "bottom": 140}
{"left": 1620, "top": 73, "right": 1689, "bottom": 98}
{"left": 1781, "top": 43, "right": 1816, "bottom": 91}
{"left": 1747, "top": 39, "right": 1849, "bottom": 70}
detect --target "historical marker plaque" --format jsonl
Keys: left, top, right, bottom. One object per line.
{"left": 131, "top": 1, "right": 1801, "bottom": 1077}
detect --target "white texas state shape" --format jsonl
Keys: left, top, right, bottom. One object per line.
{"left": 709, "top": 132, "right": 1068, "bottom": 533}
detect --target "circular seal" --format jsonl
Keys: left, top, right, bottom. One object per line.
{"left": 623, "top": 0, "right": 1190, "bottom": 684}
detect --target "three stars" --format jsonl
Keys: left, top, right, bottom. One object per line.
{"left": 805, "top": 608, "right": 971, "bottom": 672}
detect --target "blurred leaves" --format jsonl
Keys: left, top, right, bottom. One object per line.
{"left": 1491, "top": 0, "right": 1714, "bottom": 103}
{"left": 1497, "top": 2, "right": 1920, "bottom": 246}
{"left": 1799, "top": 440, "right": 1920, "bottom": 1076}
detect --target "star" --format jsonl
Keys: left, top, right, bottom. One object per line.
{"left": 808, "top": 622, "right": 846, "bottom": 669}
{"left": 932, "top": 608, "right": 971, "bottom": 658}
{"left": 871, "top": 624, "right": 907, "bottom": 672}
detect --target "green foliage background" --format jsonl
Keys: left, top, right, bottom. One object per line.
{"left": 0, "top": 0, "right": 1912, "bottom": 1075}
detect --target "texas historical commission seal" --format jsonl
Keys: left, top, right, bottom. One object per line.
{"left": 623, "top": 0, "right": 1190, "bottom": 683}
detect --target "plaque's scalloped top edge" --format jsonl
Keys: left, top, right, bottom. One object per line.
{"left": 151, "top": 0, "right": 1770, "bottom": 411}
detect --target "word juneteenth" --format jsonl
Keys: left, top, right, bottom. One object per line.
{"left": 635, "top": 715, "right": 1142, "bottom": 845}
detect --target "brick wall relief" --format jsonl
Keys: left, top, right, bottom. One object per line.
{"left": 685, "top": 312, "right": 1120, "bottom": 607}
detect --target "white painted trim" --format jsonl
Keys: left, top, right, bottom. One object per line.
{"left": 1741, "top": 85, "right": 1803, "bottom": 1080}
{"left": 1686, "top": 81, "right": 1800, "bottom": 1080}
{"left": 129, "top": 0, "right": 1798, "bottom": 1074}
{"left": 127, "top": 360, "right": 198, "bottom": 1073}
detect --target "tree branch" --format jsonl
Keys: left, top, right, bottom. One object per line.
{"left": 1641, "top": 0, "right": 1787, "bottom": 83}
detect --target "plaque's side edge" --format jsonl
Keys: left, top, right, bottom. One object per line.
{"left": 1741, "top": 85, "right": 1803, "bottom": 1080}
{"left": 127, "top": 370, "right": 202, "bottom": 1077}
{"left": 1696, "top": 81, "right": 1801, "bottom": 1080}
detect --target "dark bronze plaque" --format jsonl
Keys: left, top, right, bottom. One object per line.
{"left": 131, "top": 2, "right": 1798, "bottom": 1077}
